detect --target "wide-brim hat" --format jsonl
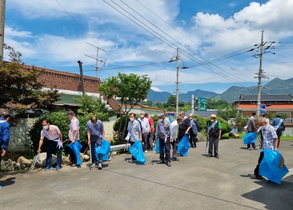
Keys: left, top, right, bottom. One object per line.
{"left": 210, "top": 114, "right": 217, "bottom": 118}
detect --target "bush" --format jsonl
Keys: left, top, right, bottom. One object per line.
{"left": 113, "top": 114, "right": 130, "bottom": 143}
{"left": 28, "top": 111, "right": 90, "bottom": 153}
{"left": 204, "top": 116, "right": 232, "bottom": 136}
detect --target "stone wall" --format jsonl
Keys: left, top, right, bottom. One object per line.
{"left": 9, "top": 118, "right": 37, "bottom": 152}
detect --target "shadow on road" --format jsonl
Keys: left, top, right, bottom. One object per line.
{"left": 242, "top": 174, "right": 293, "bottom": 210}
{"left": 0, "top": 177, "right": 16, "bottom": 187}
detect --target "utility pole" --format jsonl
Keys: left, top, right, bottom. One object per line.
{"left": 191, "top": 94, "right": 195, "bottom": 115}
{"left": 78, "top": 61, "right": 85, "bottom": 95}
{"left": 85, "top": 42, "right": 106, "bottom": 78}
{"left": 0, "top": 0, "right": 6, "bottom": 66}
{"left": 175, "top": 48, "right": 180, "bottom": 117}
{"left": 256, "top": 30, "right": 265, "bottom": 117}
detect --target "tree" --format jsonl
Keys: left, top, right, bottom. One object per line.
{"left": 208, "top": 99, "right": 229, "bottom": 109}
{"left": 165, "top": 95, "right": 176, "bottom": 107}
{"left": 98, "top": 73, "right": 152, "bottom": 141}
{"left": 0, "top": 48, "right": 61, "bottom": 119}
{"left": 217, "top": 106, "right": 238, "bottom": 121}
{"left": 98, "top": 72, "right": 152, "bottom": 114}
{"left": 74, "top": 94, "right": 115, "bottom": 121}
{"left": 141, "top": 100, "right": 153, "bottom": 106}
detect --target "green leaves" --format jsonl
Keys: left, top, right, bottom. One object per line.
{"left": 74, "top": 94, "right": 115, "bottom": 121}
{"left": 98, "top": 73, "right": 152, "bottom": 114}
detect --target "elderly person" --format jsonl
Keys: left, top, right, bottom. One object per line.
{"left": 37, "top": 119, "right": 63, "bottom": 170}
{"left": 251, "top": 118, "right": 278, "bottom": 180}
{"left": 138, "top": 111, "right": 150, "bottom": 153}
{"left": 207, "top": 114, "right": 222, "bottom": 158}
{"left": 67, "top": 111, "right": 81, "bottom": 168}
{"left": 189, "top": 114, "right": 199, "bottom": 148}
{"left": 155, "top": 113, "right": 171, "bottom": 167}
{"left": 125, "top": 113, "right": 142, "bottom": 163}
{"left": 247, "top": 113, "right": 257, "bottom": 150}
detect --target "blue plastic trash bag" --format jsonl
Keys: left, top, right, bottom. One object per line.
{"left": 95, "top": 140, "right": 111, "bottom": 161}
{"left": 129, "top": 140, "right": 146, "bottom": 164}
{"left": 259, "top": 149, "right": 289, "bottom": 184}
{"left": 243, "top": 132, "right": 257, "bottom": 144}
{"left": 178, "top": 135, "right": 190, "bottom": 156}
{"left": 155, "top": 138, "right": 166, "bottom": 153}
{"left": 68, "top": 141, "right": 83, "bottom": 165}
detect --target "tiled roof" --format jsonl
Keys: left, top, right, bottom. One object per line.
{"left": 234, "top": 94, "right": 293, "bottom": 102}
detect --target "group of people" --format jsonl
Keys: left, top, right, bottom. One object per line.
{"left": 37, "top": 111, "right": 107, "bottom": 170}
{"left": 125, "top": 111, "right": 222, "bottom": 167}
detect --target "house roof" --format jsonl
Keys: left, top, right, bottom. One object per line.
{"left": 234, "top": 94, "right": 293, "bottom": 103}
{"left": 185, "top": 110, "right": 218, "bottom": 118}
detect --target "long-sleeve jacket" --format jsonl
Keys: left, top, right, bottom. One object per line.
{"left": 0, "top": 118, "right": 10, "bottom": 150}
{"left": 247, "top": 116, "right": 257, "bottom": 132}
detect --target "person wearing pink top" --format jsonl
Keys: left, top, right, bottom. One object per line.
{"left": 145, "top": 113, "right": 155, "bottom": 150}
{"left": 37, "top": 119, "right": 63, "bottom": 170}
{"left": 67, "top": 111, "right": 81, "bottom": 168}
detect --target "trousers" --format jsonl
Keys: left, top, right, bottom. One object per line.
{"left": 171, "top": 139, "right": 178, "bottom": 159}
{"left": 254, "top": 151, "right": 264, "bottom": 177}
{"left": 208, "top": 136, "right": 219, "bottom": 157}
{"left": 141, "top": 132, "right": 148, "bottom": 152}
{"left": 148, "top": 132, "right": 155, "bottom": 150}
{"left": 159, "top": 137, "right": 171, "bottom": 163}
{"left": 189, "top": 133, "right": 197, "bottom": 147}
{"left": 46, "top": 140, "right": 62, "bottom": 167}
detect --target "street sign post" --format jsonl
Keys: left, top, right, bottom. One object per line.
{"left": 197, "top": 97, "right": 207, "bottom": 111}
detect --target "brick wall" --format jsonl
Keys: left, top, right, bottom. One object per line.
{"left": 23, "top": 64, "right": 119, "bottom": 111}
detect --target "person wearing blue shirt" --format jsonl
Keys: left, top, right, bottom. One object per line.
{"left": 0, "top": 111, "right": 10, "bottom": 160}
{"left": 271, "top": 115, "right": 286, "bottom": 148}
{"left": 86, "top": 116, "right": 106, "bottom": 169}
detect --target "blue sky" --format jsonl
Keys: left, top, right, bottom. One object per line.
{"left": 5, "top": 0, "right": 293, "bottom": 94}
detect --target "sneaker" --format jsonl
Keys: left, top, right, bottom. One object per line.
{"left": 55, "top": 165, "right": 62, "bottom": 170}
{"left": 98, "top": 163, "right": 103, "bottom": 170}
{"left": 248, "top": 148, "right": 252, "bottom": 150}
{"left": 215, "top": 156, "right": 219, "bottom": 159}
{"left": 145, "top": 151, "right": 148, "bottom": 153}
{"left": 172, "top": 157, "right": 178, "bottom": 161}
{"left": 128, "top": 159, "right": 136, "bottom": 163}
{"left": 208, "top": 155, "right": 213, "bottom": 157}
{"left": 157, "top": 160, "right": 165, "bottom": 164}
{"left": 167, "top": 162, "right": 171, "bottom": 167}
{"left": 44, "top": 166, "right": 52, "bottom": 170}
{"left": 76, "top": 165, "right": 81, "bottom": 168}
{"left": 90, "top": 163, "right": 95, "bottom": 168}
{"left": 254, "top": 147, "right": 259, "bottom": 150}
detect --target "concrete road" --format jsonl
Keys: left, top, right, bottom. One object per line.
{"left": 1, "top": 139, "right": 293, "bottom": 210}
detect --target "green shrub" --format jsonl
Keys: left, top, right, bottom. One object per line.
{"left": 204, "top": 116, "right": 232, "bottom": 136}
{"left": 28, "top": 111, "right": 89, "bottom": 153}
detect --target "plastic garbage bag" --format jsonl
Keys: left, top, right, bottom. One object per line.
{"left": 68, "top": 141, "right": 83, "bottom": 165}
{"left": 95, "top": 140, "right": 111, "bottom": 161}
{"left": 129, "top": 140, "right": 146, "bottom": 164}
{"left": 178, "top": 135, "right": 190, "bottom": 156}
{"left": 259, "top": 149, "right": 289, "bottom": 184}
{"left": 243, "top": 132, "right": 257, "bottom": 144}
{"left": 154, "top": 138, "right": 166, "bottom": 153}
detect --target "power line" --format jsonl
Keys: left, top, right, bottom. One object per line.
{"left": 119, "top": 0, "right": 254, "bottom": 85}
{"left": 54, "top": 0, "right": 125, "bottom": 74}
{"left": 104, "top": 0, "right": 254, "bottom": 86}
{"left": 135, "top": 0, "right": 256, "bottom": 85}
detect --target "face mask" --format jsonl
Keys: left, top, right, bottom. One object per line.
{"left": 158, "top": 119, "right": 163, "bottom": 122}
{"left": 129, "top": 118, "right": 135, "bottom": 122}
{"left": 43, "top": 125, "right": 49, "bottom": 130}
{"left": 140, "top": 115, "right": 144, "bottom": 118}
{"left": 190, "top": 117, "right": 193, "bottom": 120}
{"left": 211, "top": 119, "right": 214, "bottom": 122}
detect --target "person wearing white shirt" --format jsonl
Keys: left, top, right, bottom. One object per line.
{"left": 138, "top": 111, "right": 150, "bottom": 153}
{"left": 170, "top": 117, "right": 182, "bottom": 161}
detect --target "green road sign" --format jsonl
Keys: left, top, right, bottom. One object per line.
{"left": 197, "top": 97, "right": 207, "bottom": 111}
